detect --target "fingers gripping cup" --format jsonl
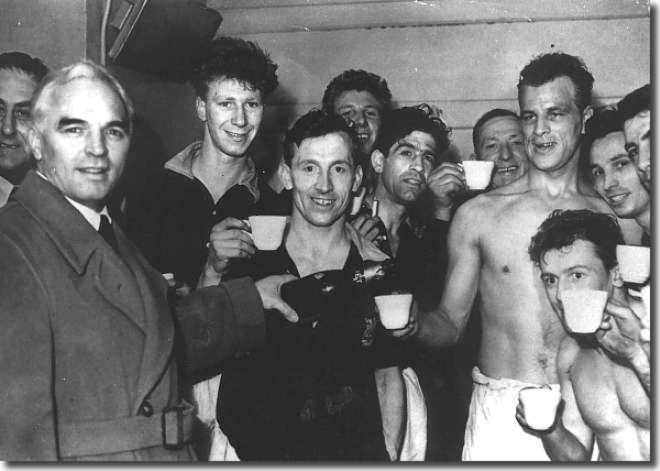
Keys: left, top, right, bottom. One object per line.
{"left": 616, "top": 245, "right": 651, "bottom": 284}
{"left": 519, "top": 385, "right": 561, "bottom": 431}
{"left": 375, "top": 293, "right": 413, "bottom": 329}
{"left": 561, "top": 289, "right": 609, "bottom": 334}
{"left": 248, "top": 216, "right": 287, "bottom": 251}
{"left": 461, "top": 160, "right": 494, "bottom": 190}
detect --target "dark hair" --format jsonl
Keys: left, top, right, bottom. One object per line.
{"left": 618, "top": 83, "right": 650, "bottom": 121}
{"left": 190, "top": 37, "right": 278, "bottom": 99}
{"left": 579, "top": 106, "right": 623, "bottom": 182}
{"left": 472, "top": 108, "right": 519, "bottom": 152}
{"left": 373, "top": 104, "right": 451, "bottom": 160}
{"left": 517, "top": 52, "right": 594, "bottom": 111}
{"left": 321, "top": 69, "right": 393, "bottom": 113}
{"left": 283, "top": 109, "right": 360, "bottom": 166}
{"left": 528, "top": 209, "right": 624, "bottom": 271}
{"left": 0, "top": 51, "right": 48, "bottom": 82}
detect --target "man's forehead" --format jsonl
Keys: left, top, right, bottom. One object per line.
{"left": 42, "top": 77, "right": 127, "bottom": 121}
{"left": 295, "top": 132, "right": 354, "bottom": 161}
{"left": 0, "top": 68, "right": 38, "bottom": 100}
{"left": 479, "top": 116, "right": 522, "bottom": 140}
{"left": 335, "top": 90, "right": 381, "bottom": 108}
{"left": 392, "top": 130, "right": 436, "bottom": 151}
{"left": 519, "top": 76, "right": 578, "bottom": 108}
{"left": 542, "top": 240, "right": 601, "bottom": 266}
{"left": 207, "top": 76, "right": 261, "bottom": 99}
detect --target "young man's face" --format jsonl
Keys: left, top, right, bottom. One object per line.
{"left": 30, "top": 77, "right": 130, "bottom": 211}
{"left": 623, "top": 110, "right": 651, "bottom": 191}
{"left": 0, "top": 68, "right": 38, "bottom": 174}
{"left": 539, "top": 239, "right": 616, "bottom": 328}
{"left": 281, "top": 131, "right": 362, "bottom": 228}
{"left": 589, "top": 130, "right": 649, "bottom": 220}
{"left": 520, "top": 76, "right": 591, "bottom": 173}
{"left": 475, "top": 115, "right": 528, "bottom": 188}
{"left": 372, "top": 130, "right": 437, "bottom": 205}
{"left": 196, "top": 77, "right": 263, "bottom": 159}
{"left": 334, "top": 90, "right": 383, "bottom": 155}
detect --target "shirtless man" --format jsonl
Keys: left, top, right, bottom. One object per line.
{"left": 520, "top": 209, "right": 649, "bottom": 461}
{"left": 411, "top": 52, "right": 637, "bottom": 461}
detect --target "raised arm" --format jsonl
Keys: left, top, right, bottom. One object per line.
{"left": 416, "top": 201, "right": 482, "bottom": 347}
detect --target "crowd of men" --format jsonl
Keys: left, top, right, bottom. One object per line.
{"left": 0, "top": 35, "right": 651, "bottom": 462}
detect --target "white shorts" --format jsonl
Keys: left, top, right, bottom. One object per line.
{"left": 461, "top": 367, "right": 558, "bottom": 461}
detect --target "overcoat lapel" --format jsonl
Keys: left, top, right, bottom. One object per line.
{"left": 116, "top": 226, "right": 174, "bottom": 410}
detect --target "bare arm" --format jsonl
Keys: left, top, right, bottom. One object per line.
{"left": 375, "top": 366, "right": 406, "bottom": 460}
{"left": 540, "top": 339, "right": 594, "bottom": 461}
{"left": 416, "top": 201, "right": 481, "bottom": 347}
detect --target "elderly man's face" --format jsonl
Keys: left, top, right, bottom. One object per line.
{"left": 0, "top": 68, "right": 38, "bottom": 175}
{"left": 31, "top": 77, "right": 130, "bottom": 211}
{"left": 476, "top": 115, "right": 528, "bottom": 188}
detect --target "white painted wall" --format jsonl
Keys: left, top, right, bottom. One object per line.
{"left": 212, "top": 0, "right": 650, "bottom": 162}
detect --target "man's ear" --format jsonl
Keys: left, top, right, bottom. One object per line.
{"left": 371, "top": 149, "right": 385, "bottom": 174}
{"left": 27, "top": 126, "right": 43, "bottom": 162}
{"left": 581, "top": 105, "right": 594, "bottom": 134}
{"left": 279, "top": 161, "right": 293, "bottom": 190}
{"left": 353, "top": 164, "right": 364, "bottom": 193}
{"left": 195, "top": 96, "right": 207, "bottom": 122}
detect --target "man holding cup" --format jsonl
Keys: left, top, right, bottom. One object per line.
{"left": 125, "top": 37, "right": 288, "bottom": 290}
{"left": 0, "top": 61, "right": 299, "bottom": 460}
{"left": 215, "top": 109, "right": 410, "bottom": 461}
{"left": 408, "top": 53, "right": 641, "bottom": 461}
{"left": 522, "top": 209, "right": 649, "bottom": 461}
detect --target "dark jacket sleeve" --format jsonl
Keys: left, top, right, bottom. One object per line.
{"left": 0, "top": 235, "right": 58, "bottom": 460}
{"left": 174, "top": 277, "right": 266, "bottom": 381}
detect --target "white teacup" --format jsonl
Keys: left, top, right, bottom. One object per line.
{"left": 375, "top": 293, "right": 413, "bottom": 329}
{"left": 616, "top": 245, "right": 650, "bottom": 284}
{"left": 461, "top": 160, "right": 494, "bottom": 190}
{"left": 248, "top": 216, "right": 287, "bottom": 251}
{"left": 561, "top": 289, "right": 608, "bottom": 334}
{"left": 519, "top": 385, "right": 561, "bottom": 431}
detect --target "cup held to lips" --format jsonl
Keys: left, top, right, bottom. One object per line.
{"left": 519, "top": 385, "right": 561, "bottom": 431}
{"left": 461, "top": 160, "right": 494, "bottom": 190}
{"left": 616, "top": 245, "right": 650, "bottom": 284}
{"left": 248, "top": 215, "right": 287, "bottom": 251}
{"left": 561, "top": 289, "right": 608, "bottom": 334}
{"left": 375, "top": 293, "right": 413, "bottom": 329}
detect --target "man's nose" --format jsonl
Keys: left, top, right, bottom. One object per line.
{"left": 1, "top": 111, "right": 15, "bottom": 138}
{"left": 604, "top": 171, "right": 619, "bottom": 190}
{"left": 499, "top": 143, "right": 513, "bottom": 161}
{"left": 85, "top": 130, "right": 108, "bottom": 157}
{"left": 410, "top": 153, "right": 424, "bottom": 172}
{"left": 354, "top": 110, "right": 367, "bottom": 126}
{"left": 533, "top": 116, "right": 549, "bottom": 136}
{"left": 316, "top": 170, "right": 333, "bottom": 192}
{"left": 232, "top": 106, "right": 247, "bottom": 126}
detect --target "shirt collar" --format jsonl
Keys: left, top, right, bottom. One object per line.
{"left": 164, "top": 140, "right": 260, "bottom": 200}
{"left": 0, "top": 174, "right": 13, "bottom": 206}
{"left": 36, "top": 170, "right": 110, "bottom": 230}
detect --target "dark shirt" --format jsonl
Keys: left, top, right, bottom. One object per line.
{"left": 351, "top": 203, "right": 449, "bottom": 311}
{"left": 218, "top": 243, "right": 400, "bottom": 461}
{"left": 124, "top": 142, "right": 289, "bottom": 287}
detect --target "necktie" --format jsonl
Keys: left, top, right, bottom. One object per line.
{"left": 99, "top": 214, "right": 119, "bottom": 254}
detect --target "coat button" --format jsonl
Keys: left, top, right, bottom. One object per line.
{"left": 139, "top": 400, "right": 154, "bottom": 417}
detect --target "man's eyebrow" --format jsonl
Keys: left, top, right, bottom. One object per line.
{"left": 14, "top": 101, "right": 31, "bottom": 108}
{"left": 57, "top": 118, "right": 86, "bottom": 129}
{"left": 107, "top": 120, "right": 130, "bottom": 131}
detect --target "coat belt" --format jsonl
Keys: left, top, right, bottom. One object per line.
{"left": 57, "top": 400, "right": 195, "bottom": 458}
